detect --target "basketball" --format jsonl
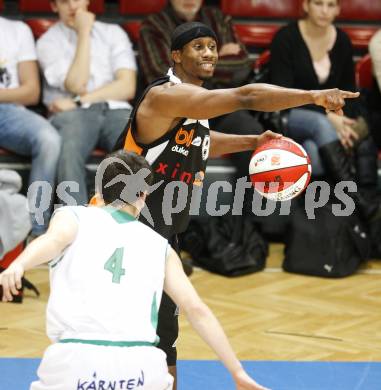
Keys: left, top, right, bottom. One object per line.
{"left": 249, "top": 137, "right": 312, "bottom": 201}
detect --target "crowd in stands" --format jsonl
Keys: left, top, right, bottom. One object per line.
{"left": 0, "top": 0, "right": 381, "bottom": 244}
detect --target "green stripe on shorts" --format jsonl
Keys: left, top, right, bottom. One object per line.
{"left": 59, "top": 338, "right": 157, "bottom": 347}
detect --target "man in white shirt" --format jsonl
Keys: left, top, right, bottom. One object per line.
{"left": 37, "top": 0, "right": 137, "bottom": 206}
{"left": 0, "top": 16, "right": 61, "bottom": 238}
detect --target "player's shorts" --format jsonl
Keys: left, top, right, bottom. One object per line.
{"left": 30, "top": 341, "right": 173, "bottom": 390}
{"left": 157, "top": 291, "right": 179, "bottom": 366}
{"left": 156, "top": 235, "right": 180, "bottom": 366}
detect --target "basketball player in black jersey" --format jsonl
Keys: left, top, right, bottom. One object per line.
{"left": 113, "top": 22, "right": 359, "bottom": 389}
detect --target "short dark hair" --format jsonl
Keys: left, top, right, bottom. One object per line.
{"left": 98, "top": 150, "right": 154, "bottom": 206}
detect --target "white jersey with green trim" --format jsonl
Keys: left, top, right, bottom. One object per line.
{"left": 46, "top": 206, "right": 169, "bottom": 345}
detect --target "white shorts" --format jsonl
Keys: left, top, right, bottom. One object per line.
{"left": 30, "top": 342, "right": 173, "bottom": 390}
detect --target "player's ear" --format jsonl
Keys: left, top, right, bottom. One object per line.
{"left": 139, "top": 191, "right": 148, "bottom": 202}
{"left": 171, "top": 50, "right": 182, "bottom": 64}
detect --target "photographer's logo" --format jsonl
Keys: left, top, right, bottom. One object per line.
{"left": 95, "top": 157, "right": 164, "bottom": 226}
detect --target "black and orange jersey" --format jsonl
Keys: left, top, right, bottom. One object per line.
{"left": 114, "top": 76, "right": 210, "bottom": 239}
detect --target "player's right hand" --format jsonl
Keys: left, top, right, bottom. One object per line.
{"left": 234, "top": 368, "right": 271, "bottom": 390}
{"left": 312, "top": 88, "right": 359, "bottom": 116}
{"left": 0, "top": 263, "right": 24, "bottom": 302}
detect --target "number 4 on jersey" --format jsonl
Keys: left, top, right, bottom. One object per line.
{"left": 104, "top": 248, "right": 126, "bottom": 283}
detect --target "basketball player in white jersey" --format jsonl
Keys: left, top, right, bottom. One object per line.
{"left": 0, "top": 150, "right": 270, "bottom": 390}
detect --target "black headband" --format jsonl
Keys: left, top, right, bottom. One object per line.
{"left": 170, "top": 22, "right": 218, "bottom": 51}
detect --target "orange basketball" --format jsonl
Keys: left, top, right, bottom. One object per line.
{"left": 249, "top": 138, "right": 311, "bottom": 201}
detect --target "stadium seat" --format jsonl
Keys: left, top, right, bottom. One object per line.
{"left": 25, "top": 18, "right": 56, "bottom": 39}
{"left": 234, "top": 24, "right": 280, "bottom": 48}
{"left": 356, "top": 54, "right": 373, "bottom": 90}
{"left": 0, "top": 242, "right": 24, "bottom": 267}
{"left": 337, "top": 0, "right": 381, "bottom": 21}
{"left": 122, "top": 21, "right": 142, "bottom": 44}
{"left": 19, "top": 0, "right": 104, "bottom": 14}
{"left": 341, "top": 26, "right": 378, "bottom": 50}
{"left": 221, "top": 0, "right": 303, "bottom": 19}
{"left": 233, "top": 24, "right": 377, "bottom": 51}
{"left": 253, "top": 50, "right": 271, "bottom": 73}
{"left": 119, "top": 0, "right": 166, "bottom": 15}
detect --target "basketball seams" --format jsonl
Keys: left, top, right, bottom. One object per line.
{"left": 252, "top": 165, "right": 309, "bottom": 193}
{"left": 250, "top": 162, "right": 309, "bottom": 175}
{"left": 254, "top": 172, "right": 310, "bottom": 201}
{"left": 249, "top": 149, "right": 308, "bottom": 175}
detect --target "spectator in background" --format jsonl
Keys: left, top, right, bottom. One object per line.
{"left": 270, "top": 0, "right": 379, "bottom": 220}
{"left": 37, "top": 0, "right": 137, "bottom": 206}
{"left": 138, "top": 0, "right": 263, "bottom": 186}
{"left": 0, "top": 16, "right": 61, "bottom": 239}
{"left": 368, "top": 29, "right": 381, "bottom": 149}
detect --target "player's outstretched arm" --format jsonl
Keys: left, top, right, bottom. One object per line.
{"left": 164, "top": 248, "right": 270, "bottom": 390}
{"left": 236, "top": 85, "right": 359, "bottom": 116}
{"left": 0, "top": 210, "right": 78, "bottom": 302}
{"left": 148, "top": 82, "right": 359, "bottom": 122}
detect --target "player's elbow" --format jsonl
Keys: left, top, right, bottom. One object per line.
{"left": 183, "top": 300, "right": 210, "bottom": 322}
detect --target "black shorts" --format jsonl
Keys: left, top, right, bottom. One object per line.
{"left": 156, "top": 235, "right": 180, "bottom": 366}
{"left": 157, "top": 291, "right": 179, "bottom": 366}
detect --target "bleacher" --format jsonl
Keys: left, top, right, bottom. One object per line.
{"left": 0, "top": 0, "right": 379, "bottom": 184}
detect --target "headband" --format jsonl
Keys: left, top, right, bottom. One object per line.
{"left": 171, "top": 22, "right": 218, "bottom": 51}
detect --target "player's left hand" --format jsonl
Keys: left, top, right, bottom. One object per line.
{"left": 234, "top": 368, "right": 271, "bottom": 390}
{"left": 0, "top": 263, "right": 24, "bottom": 302}
{"left": 255, "top": 130, "right": 282, "bottom": 149}
{"left": 312, "top": 88, "right": 360, "bottom": 116}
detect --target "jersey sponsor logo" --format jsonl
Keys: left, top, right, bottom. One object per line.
{"left": 202, "top": 135, "right": 210, "bottom": 161}
{"left": 193, "top": 170, "right": 205, "bottom": 187}
{"left": 76, "top": 370, "right": 145, "bottom": 389}
{"left": 271, "top": 153, "right": 281, "bottom": 166}
{"left": 155, "top": 162, "right": 205, "bottom": 186}
{"left": 254, "top": 155, "right": 267, "bottom": 167}
{"left": 191, "top": 136, "right": 202, "bottom": 146}
{"left": 171, "top": 144, "right": 189, "bottom": 156}
{"left": 175, "top": 128, "right": 195, "bottom": 147}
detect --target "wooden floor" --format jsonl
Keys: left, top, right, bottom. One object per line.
{"left": 1, "top": 244, "right": 381, "bottom": 362}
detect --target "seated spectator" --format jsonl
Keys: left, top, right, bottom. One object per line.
{"left": 0, "top": 170, "right": 31, "bottom": 258}
{"left": 138, "top": 0, "right": 263, "bottom": 186}
{"left": 0, "top": 16, "right": 61, "bottom": 238}
{"left": 37, "top": 0, "right": 137, "bottom": 206}
{"left": 368, "top": 29, "right": 381, "bottom": 149}
{"left": 270, "top": 0, "right": 379, "bottom": 220}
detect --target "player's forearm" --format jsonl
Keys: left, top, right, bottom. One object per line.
{"left": 238, "top": 83, "right": 314, "bottom": 112}
{"left": 209, "top": 130, "right": 257, "bottom": 157}
{"left": 64, "top": 32, "right": 91, "bottom": 95}
{"left": 185, "top": 302, "right": 243, "bottom": 376}
{"left": 12, "top": 234, "right": 67, "bottom": 271}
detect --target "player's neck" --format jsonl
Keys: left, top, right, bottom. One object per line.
{"left": 173, "top": 66, "right": 204, "bottom": 87}
{"left": 109, "top": 204, "right": 139, "bottom": 219}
